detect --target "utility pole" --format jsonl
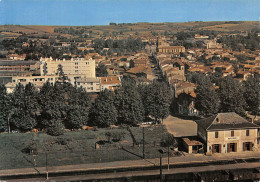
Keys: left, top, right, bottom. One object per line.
{"left": 160, "top": 156, "right": 162, "bottom": 182}
{"left": 7, "top": 116, "right": 10, "bottom": 133}
{"left": 143, "top": 127, "right": 145, "bottom": 159}
{"left": 168, "top": 145, "right": 170, "bottom": 170}
{"left": 46, "top": 152, "right": 49, "bottom": 180}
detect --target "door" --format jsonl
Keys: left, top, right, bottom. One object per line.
{"left": 243, "top": 142, "right": 252, "bottom": 151}
{"left": 212, "top": 144, "right": 221, "bottom": 153}
{"left": 228, "top": 143, "right": 237, "bottom": 152}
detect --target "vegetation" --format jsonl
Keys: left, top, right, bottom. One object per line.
{"left": 0, "top": 126, "right": 171, "bottom": 170}
{"left": 195, "top": 76, "right": 220, "bottom": 116}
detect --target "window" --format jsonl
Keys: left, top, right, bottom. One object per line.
{"left": 246, "top": 130, "right": 250, "bottom": 136}
{"left": 215, "top": 132, "right": 218, "bottom": 138}
{"left": 231, "top": 131, "right": 234, "bottom": 137}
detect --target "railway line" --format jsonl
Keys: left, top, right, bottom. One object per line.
{"left": 2, "top": 157, "right": 260, "bottom": 181}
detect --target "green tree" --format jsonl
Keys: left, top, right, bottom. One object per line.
{"left": 56, "top": 64, "right": 67, "bottom": 83}
{"left": 96, "top": 63, "right": 108, "bottom": 77}
{"left": 218, "top": 76, "right": 246, "bottom": 115}
{"left": 114, "top": 78, "right": 144, "bottom": 125}
{"left": 195, "top": 76, "right": 220, "bottom": 116}
{"left": 64, "top": 86, "right": 90, "bottom": 129}
{"left": 141, "top": 81, "right": 172, "bottom": 124}
{"left": 9, "top": 83, "right": 38, "bottom": 131}
{"left": 89, "top": 89, "right": 117, "bottom": 127}
{"left": 243, "top": 76, "right": 260, "bottom": 117}
{"left": 0, "top": 84, "right": 9, "bottom": 131}
{"left": 38, "top": 82, "right": 66, "bottom": 129}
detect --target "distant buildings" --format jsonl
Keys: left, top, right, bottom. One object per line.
{"left": 157, "top": 46, "right": 185, "bottom": 54}
{"left": 0, "top": 60, "right": 40, "bottom": 77}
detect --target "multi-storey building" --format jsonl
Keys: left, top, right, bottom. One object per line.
{"left": 75, "top": 77, "right": 101, "bottom": 93}
{"left": 196, "top": 112, "right": 259, "bottom": 154}
{"left": 0, "top": 60, "right": 40, "bottom": 76}
{"left": 40, "top": 57, "right": 95, "bottom": 77}
{"left": 5, "top": 75, "right": 59, "bottom": 93}
{"left": 157, "top": 46, "right": 185, "bottom": 54}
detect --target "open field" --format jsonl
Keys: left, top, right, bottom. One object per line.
{"left": 0, "top": 125, "right": 175, "bottom": 170}
{"left": 0, "top": 21, "right": 258, "bottom": 38}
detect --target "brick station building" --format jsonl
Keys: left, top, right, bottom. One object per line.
{"left": 196, "top": 112, "right": 259, "bottom": 154}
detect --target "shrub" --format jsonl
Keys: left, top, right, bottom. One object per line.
{"left": 46, "top": 120, "right": 65, "bottom": 136}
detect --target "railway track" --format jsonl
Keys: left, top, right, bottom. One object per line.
{"left": 1, "top": 157, "right": 260, "bottom": 181}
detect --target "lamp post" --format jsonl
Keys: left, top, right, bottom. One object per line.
{"left": 46, "top": 151, "right": 48, "bottom": 180}
{"left": 143, "top": 127, "right": 145, "bottom": 159}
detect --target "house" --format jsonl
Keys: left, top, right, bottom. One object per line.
{"left": 195, "top": 112, "right": 259, "bottom": 154}
{"left": 176, "top": 91, "right": 199, "bottom": 116}
{"left": 100, "top": 76, "right": 121, "bottom": 91}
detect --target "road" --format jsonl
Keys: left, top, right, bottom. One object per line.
{"left": 163, "top": 115, "right": 197, "bottom": 137}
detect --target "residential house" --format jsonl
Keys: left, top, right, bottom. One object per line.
{"left": 100, "top": 76, "right": 121, "bottom": 91}
{"left": 176, "top": 91, "right": 199, "bottom": 116}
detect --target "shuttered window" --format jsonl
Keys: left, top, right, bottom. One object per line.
{"left": 231, "top": 130, "right": 234, "bottom": 137}
{"left": 215, "top": 131, "right": 218, "bottom": 138}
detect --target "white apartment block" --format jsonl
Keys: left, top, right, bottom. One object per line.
{"left": 40, "top": 57, "right": 95, "bottom": 77}
{"left": 5, "top": 75, "right": 60, "bottom": 93}
{"left": 76, "top": 77, "right": 101, "bottom": 93}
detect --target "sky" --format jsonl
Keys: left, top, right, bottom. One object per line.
{"left": 0, "top": 0, "right": 259, "bottom": 26}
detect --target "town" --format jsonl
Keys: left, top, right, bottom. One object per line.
{"left": 0, "top": 21, "right": 260, "bottom": 181}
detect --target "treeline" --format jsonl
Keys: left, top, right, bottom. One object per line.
{"left": 0, "top": 77, "right": 172, "bottom": 136}
{"left": 92, "top": 37, "right": 144, "bottom": 56}
{"left": 218, "top": 31, "right": 260, "bottom": 51}
{"left": 186, "top": 72, "right": 260, "bottom": 117}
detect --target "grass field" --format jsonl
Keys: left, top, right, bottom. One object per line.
{"left": 0, "top": 125, "right": 176, "bottom": 170}
{"left": 0, "top": 21, "right": 258, "bottom": 38}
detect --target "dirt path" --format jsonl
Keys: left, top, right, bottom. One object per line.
{"left": 163, "top": 115, "right": 197, "bottom": 137}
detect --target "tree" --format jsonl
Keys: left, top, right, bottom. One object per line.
{"left": 96, "top": 63, "right": 108, "bottom": 77}
{"left": 38, "top": 82, "right": 66, "bottom": 129}
{"left": 218, "top": 76, "right": 246, "bottom": 115}
{"left": 243, "top": 76, "right": 260, "bottom": 117}
{"left": 114, "top": 77, "right": 144, "bottom": 125}
{"left": 141, "top": 81, "right": 172, "bottom": 124}
{"left": 195, "top": 76, "right": 220, "bottom": 116}
{"left": 9, "top": 83, "right": 38, "bottom": 131}
{"left": 89, "top": 89, "right": 117, "bottom": 127}
{"left": 56, "top": 64, "right": 67, "bottom": 83}
{"left": 64, "top": 86, "right": 90, "bottom": 129}
{"left": 0, "top": 84, "right": 9, "bottom": 131}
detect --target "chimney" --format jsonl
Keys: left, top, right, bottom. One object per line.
{"left": 251, "top": 118, "right": 254, "bottom": 123}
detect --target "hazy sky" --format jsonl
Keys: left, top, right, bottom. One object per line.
{"left": 0, "top": 0, "right": 259, "bottom": 26}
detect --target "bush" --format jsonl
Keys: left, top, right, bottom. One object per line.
{"left": 22, "top": 142, "right": 38, "bottom": 155}
{"left": 111, "top": 131, "right": 125, "bottom": 142}
{"left": 160, "top": 133, "right": 176, "bottom": 148}
{"left": 46, "top": 120, "right": 65, "bottom": 136}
